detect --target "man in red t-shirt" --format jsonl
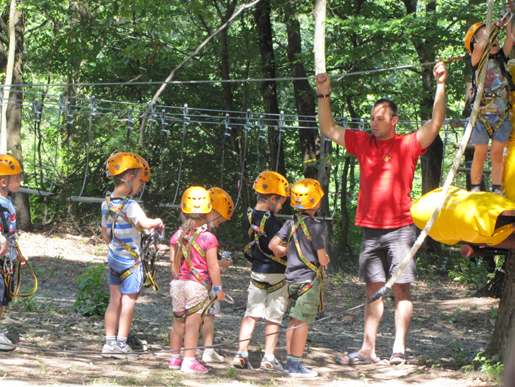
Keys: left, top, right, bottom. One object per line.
{"left": 315, "top": 61, "right": 447, "bottom": 365}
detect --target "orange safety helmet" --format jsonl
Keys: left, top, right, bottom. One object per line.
{"left": 127, "top": 152, "right": 150, "bottom": 182}
{"left": 208, "top": 187, "right": 234, "bottom": 220}
{"left": 0, "top": 155, "right": 23, "bottom": 175}
{"left": 106, "top": 152, "right": 143, "bottom": 178}
{"left": 291, "top": 178, "right": 324, "bottom": 210}
{"left": 465, "top": 23, "right": 486, "bottom": 55}
{"left": 253, "top": 171, "right": 290, "bottom": 197}
{"left": 182, "top": 186, "right": 212, "bottom": 214}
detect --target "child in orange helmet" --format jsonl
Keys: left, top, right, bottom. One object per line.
{"left": 101, "top": 152, "right": 164, "bottom": 359}
{"left": 270, "top": 178, "right": 329, "bottom": 377}
{"left": 169, "top": 186, "right": 225, "bottom": 374}
{"left": 200, "top": 187, "right": 234, "bottom": 363}
{"left": 0, "top": 155, "right": 23, "bottom": 351}
{"left": 232, "top": 171, "right": 290, "bottom": 371}
{"left": 465, "top": 18, "right": 513, "bottom": 195}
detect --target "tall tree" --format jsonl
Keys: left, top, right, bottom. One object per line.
{"left": 3, "top": 2, "right": 31, "bottom": 230}
{"left": 253, "top": 0, "right": 286, "bottom": 176}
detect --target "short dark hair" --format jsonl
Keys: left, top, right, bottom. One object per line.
{"left": 373, "top": 99, "right": 398, "bottom": 118}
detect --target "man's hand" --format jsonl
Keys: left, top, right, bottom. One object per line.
{"left": 315, "top": 73, "right": 331, "bottom": 94}
{"left": 434, "top": 61, "right": 447, "bottom": 85}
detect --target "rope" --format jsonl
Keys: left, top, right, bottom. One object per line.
{"left": 48, "top": 95, "right": 64, "bottom": 193}
{"left": 234, "top": 111, "right": 251, "bottom": 209}
{"left": 371, "top": 0, "right": 495, "bottom": 302}
{"left": 275, "top": 112, "right": 285, "bottom": 172}
{"left": 78, "top": 97, "right": 96, "bottom": 198}
{"left": 171, "top": 104, "right": 188, "bottom": 206}
{"left": 220, "top": 114, "right": 230, "bottom": 188}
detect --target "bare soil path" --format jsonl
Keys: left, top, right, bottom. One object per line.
{"left": 0, "top": 231, "right": 502, "bottom": 386}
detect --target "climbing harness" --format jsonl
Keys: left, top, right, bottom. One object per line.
{"left": 250, "top": 277, "right": 286, "bottom": 293}
{"left": 173, "top": 225, "right": 213, "bottom": 323}
{"left": 0, "top": 204, "right": 38, "bottom": 298}
{"left": 287, "top": 215, "right": 324, "bottom": 312}
{"left": 140, "top": 228, "right": 164, "bottom": 291}
{"left": 244, "top": 209, "right": 287, "bottom": 266}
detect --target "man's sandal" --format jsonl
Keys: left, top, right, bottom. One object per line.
{"left": 389, "top": 352, "right": 407, "bottom": 365}
{"left": 336, "top": 351, "right": 380, "bottom": 365}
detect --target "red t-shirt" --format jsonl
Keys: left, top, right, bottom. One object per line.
{"left": 345, "top": 130, "right": 426, "bottom": 229}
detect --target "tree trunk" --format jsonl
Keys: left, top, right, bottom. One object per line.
{"left": 7, "top": 4, "right": 31, "bottom": 230}
{"left": 253, "top": 0, "right": 286, "bottom": 176}
{"left": 284, "top": 0, "right": 318, "bottom": 179}
{"left": 486, "top": 249, "right": 515, "bottom": 361}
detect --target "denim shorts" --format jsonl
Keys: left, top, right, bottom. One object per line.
{"left": 108, "top": 257, "right": 143, "bottom": 295}
{"left": 359, "top": 224, "right": 417, "bottom": 284}
{"left": 470, "top": 114, "right": 512, "bottom": 145}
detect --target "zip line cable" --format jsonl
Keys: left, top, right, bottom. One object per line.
{"left": 3, "top": 57, "right": 466, "bottom": 89}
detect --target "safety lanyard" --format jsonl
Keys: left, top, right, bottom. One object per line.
{"left": 105, "top": 196, "right": 144, "bottom": 259}
{"left": 246, "top": 209, "right": 287, "bottom": 266}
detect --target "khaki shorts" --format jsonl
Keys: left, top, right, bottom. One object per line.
{"left": 244, "top": 272, "right": 288, "bottom": 324}
{"left": 289, "top": 277, "right": 322, "bottom": 324}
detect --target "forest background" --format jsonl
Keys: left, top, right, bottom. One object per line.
{"left": 2, "top": 0, "right": 512, "bottom": 362}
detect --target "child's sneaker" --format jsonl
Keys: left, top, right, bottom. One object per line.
{"left": 181, "top": 359, "right": 209, "bottom": 374}
{"left": 0, "top": 329, "right": 14, "bottom": 351}
{"left": 111, "top": 344, "right": 139, "bottom": 360}
{"left": 288, "top": 361, "right": 318, "bottom": 378}
{"left": 283, "top": 358, "right": 292, "bottom": 374}
{"left": 127, "top": 333, "right": 148, "bottom": 351}
{"left": 202, "top": 348, "right": 225, "bottom": 363}
{"left": 101, "top": 344, "right": 115, "bottom": 358}
{"left": 232, "top": 353, "right": 253, "bottom": 369}
{"left": 260, "top": 356, "right": 284, "bottom": 371}
{"left": 169, "top": 356, "right": 183, "bottom": 370}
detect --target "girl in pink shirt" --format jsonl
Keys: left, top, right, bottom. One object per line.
{"left": 169, "top": 186, "right": 225, "bottom": 374}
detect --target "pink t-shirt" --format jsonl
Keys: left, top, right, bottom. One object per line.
{"left": 170, "top": 228, "right": 219, "bottom": 285}
{"left": 345, "top": 130, "right": 426, "bottom": 229}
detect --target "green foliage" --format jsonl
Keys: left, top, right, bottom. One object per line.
{"left": 74, "top": 264, "right": 110, "bottom": 317}
{"left": 448, "top": 255, "right": 490, "bottom": 287}
{"left": 470, "top": 352, "right": 504, "bottom": 383}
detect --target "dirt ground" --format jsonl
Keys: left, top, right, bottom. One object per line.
{"left": 0, "top": 231, "right": 503, "bottom": 387}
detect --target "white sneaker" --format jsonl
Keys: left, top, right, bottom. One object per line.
{"left": 0, "top": 329, "right": 15, "bottom": 351}
{"left": 111, "top": 344, "right": 139, "bottom": 360}
{"left": 101, "top": 344, "right": 115, "bottom": 358}
{"left": 202, "top": 348, "right": 225, "bottom": 363}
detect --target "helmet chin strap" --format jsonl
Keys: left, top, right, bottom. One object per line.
{"left": 120, "top": 178, "right": 134, "bottom": 197}
{"left": 208, "top": 213, "right": 224, "bottom": 226}
{"left": 260, "top": 197, "right": 279, "bottom": 212}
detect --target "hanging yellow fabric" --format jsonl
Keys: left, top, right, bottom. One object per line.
{"left": 410, "top": 186, "right": 515, "bottom": 246}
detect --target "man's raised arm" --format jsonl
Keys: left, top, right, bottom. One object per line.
{"left": 315, "top": 73, "right": 346, "bottom": 147}
{"left": 416, "top": 62, "right": 448, "bottom": 150}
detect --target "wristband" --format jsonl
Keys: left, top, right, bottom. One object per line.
{"left": 214, "top": 285, "right": 222, "bottom": 291}
{"left": 317, "top": 93, "right": 330, "bottom": 98}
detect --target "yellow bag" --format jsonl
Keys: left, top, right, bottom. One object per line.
{"left": 410, "top": 186, "right": 515, "bottom": 246}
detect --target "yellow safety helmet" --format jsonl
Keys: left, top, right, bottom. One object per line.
{"left": 182, "top": 186, "right": 211, "bottom": 214}
{"left": 0, "top": 155, "right": 23, "bottom": 175}
{"left": 106, "top": 152, "right": 143, "bottom": 178}
{"left": 253, "top": 171, "right": 290, "bottom": 197}
{"left": 465, "top": 23, "right": 485, "bottom": 55}
{"left": 126, "top": 153, "right": 150, "bottom": 182}
{"left": 208, "top": 187, "right": 234, "bottom": 220}
{"left": 291, "top": 178, "right": 324, "bottom": 210}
